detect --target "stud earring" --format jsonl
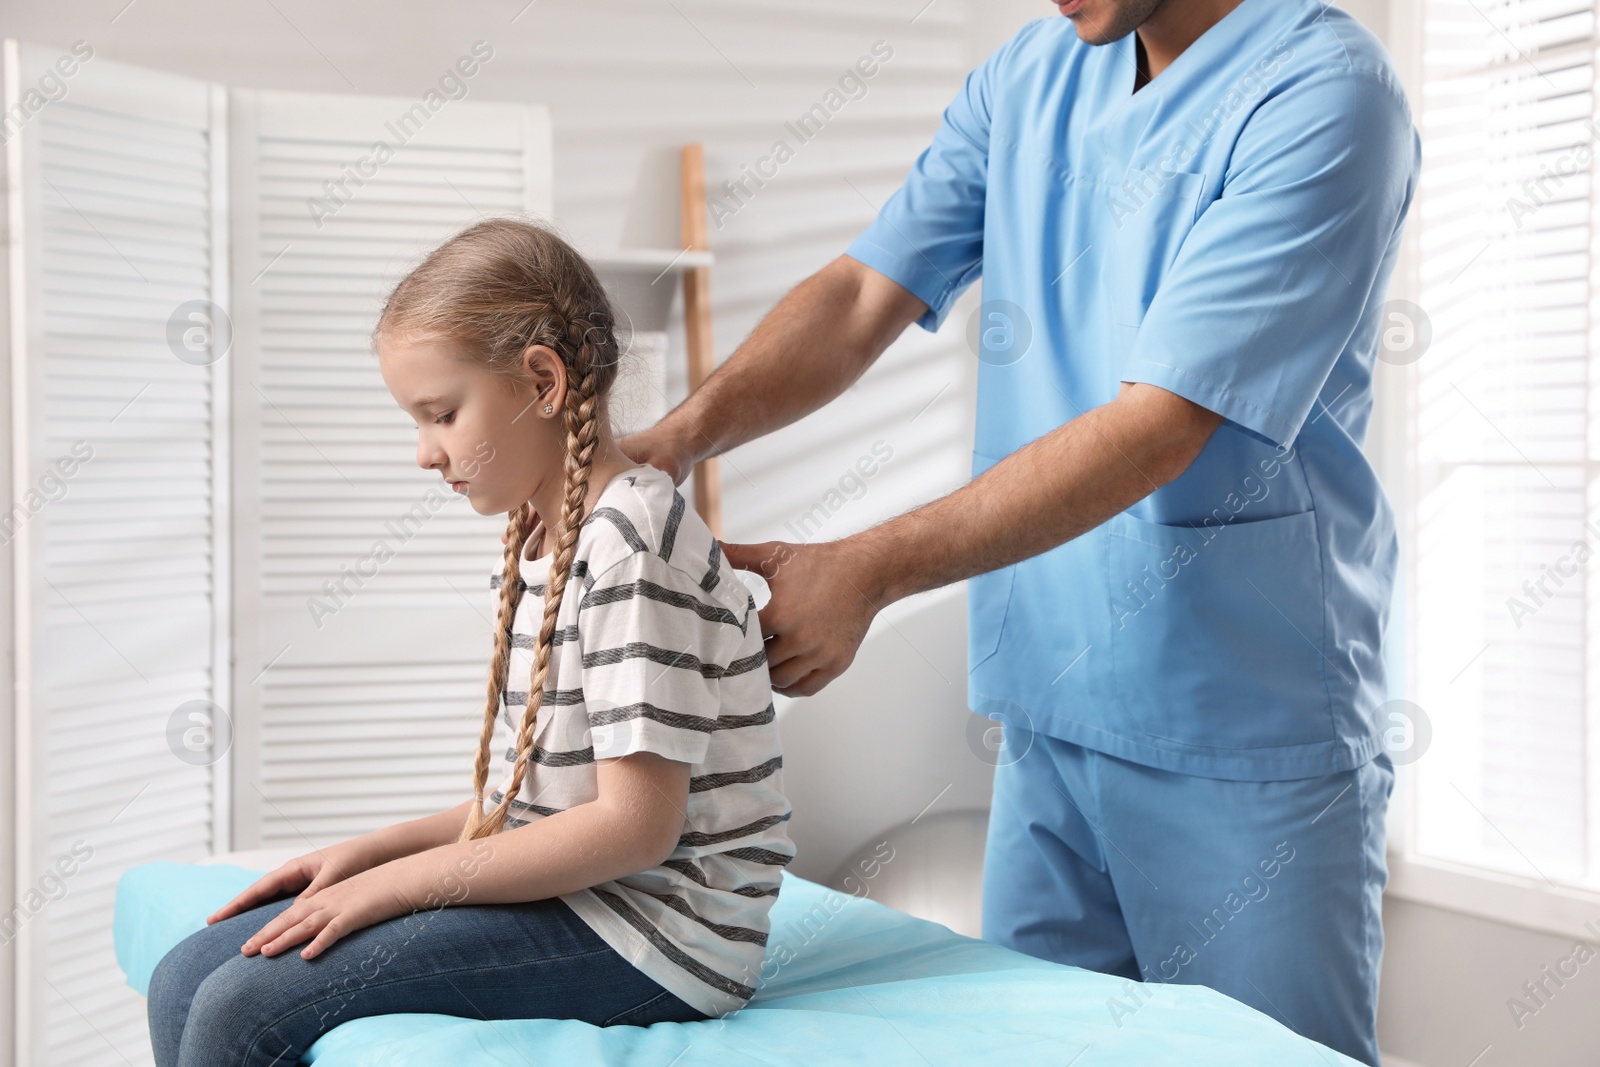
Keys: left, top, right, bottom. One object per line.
{"left": 543, "top": 404, "right": 553, "bottom": 414}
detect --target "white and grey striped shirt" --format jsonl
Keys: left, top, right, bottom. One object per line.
{"left": 483, "top": 462, "right": 794, "bottom": 1017}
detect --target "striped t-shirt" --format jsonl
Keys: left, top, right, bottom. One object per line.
{"left": 483, "top": 462, "right": 795, "bottom": 1017}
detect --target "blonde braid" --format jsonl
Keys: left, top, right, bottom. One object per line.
{"left": 457, "top": 503, "right": 536, "bottom": 841}
{"left": 458, "top": 321, "right": 604, "bottom": 842}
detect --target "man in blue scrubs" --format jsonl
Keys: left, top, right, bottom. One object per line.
{"left": 622, "top": 1, "right": 1418, "bottom": 1063}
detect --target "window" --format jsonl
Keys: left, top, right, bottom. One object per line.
{"left": 1408, "top": 0, "right": 1598, "bottom": 891}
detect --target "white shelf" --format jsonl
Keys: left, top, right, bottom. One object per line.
{"left": 586, "top": 247, "right": 713, "bottom": 334}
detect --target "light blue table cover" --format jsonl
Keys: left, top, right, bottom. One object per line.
{"left": 115, "top": 861, "right": 1359, "bottom": 1066}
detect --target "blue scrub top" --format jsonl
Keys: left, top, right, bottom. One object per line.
{"left": 845, "top": 0, "right": 1420, "bottom": 781}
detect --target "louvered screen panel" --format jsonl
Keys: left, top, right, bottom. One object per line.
{"left": 228, "top": 90, "right": 552, "bottom": 847}
{"left": 4, "top": 41, "right": 225, "bottom": 1067}
{"left": 1411, "top": 0, "right": 1596, "bottom": 886}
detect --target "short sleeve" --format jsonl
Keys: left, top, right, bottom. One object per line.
{"left": 576, "top": 550, "right": 740, "bottom": 765}
{"left": 1120, "top": 69, "right": 1421, "bottom": 448}
{"left": 842, "top": 24, "right": 1041, "bottom": 333}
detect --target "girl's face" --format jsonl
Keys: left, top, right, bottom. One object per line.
{"left": 376, "top": 332, "right": 566, "bottom": 517}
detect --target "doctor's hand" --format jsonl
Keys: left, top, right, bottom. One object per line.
{"left": 616, "top": 426, "right": 695, "bottom": 487}
{"left": 720, "top": 538, "right": 884, "bottom": 697}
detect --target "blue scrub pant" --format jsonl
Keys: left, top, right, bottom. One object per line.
{"left": 981, "top": 732, "right": 1393, "bottom": 1067}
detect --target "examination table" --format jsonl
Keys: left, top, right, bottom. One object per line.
{"left": 114, "top": 855, "right": 1362, "bottom": 1066}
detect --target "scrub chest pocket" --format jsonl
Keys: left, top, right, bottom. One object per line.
{"left": 1103, "top": 168, "right": 1206, "bottom": 329}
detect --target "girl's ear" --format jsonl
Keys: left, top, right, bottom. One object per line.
{"left": 520, "top": 344, "right": 566, "bottom": 415}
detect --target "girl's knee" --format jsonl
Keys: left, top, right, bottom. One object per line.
{"left": 184, "top": 956, "right": 342, "bottom": 1067}
{"left": 182, "top": 960, "right": 289, "bottom": 1058}
{"left": 147, "top": 931, "right": 213, "bottom": 1010}
{"left": 189, "top": 955, "right": 275, "bottom": 1022}
{"left": 147, "top": 947, "right": 179, "bottom": 1006}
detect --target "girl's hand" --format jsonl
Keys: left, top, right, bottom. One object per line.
{"left": 205, "top": 841, "right": 373, "bottom": 926}
{"left": 240, "top": 866, "right": 416, "bottom": 960}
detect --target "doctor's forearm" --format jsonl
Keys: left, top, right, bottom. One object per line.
{"left": 856, "top": 384, "right": 1221, "bottom": 608}
{"left": 657, "top": 256, "right": 926, "bottom": 464}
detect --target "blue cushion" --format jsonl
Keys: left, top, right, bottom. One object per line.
{"left": 115, "top": 861, "right": 1358, "bottom": 1065}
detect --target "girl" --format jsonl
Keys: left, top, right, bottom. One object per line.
{"left": 146, "top": 217, "right": 795, "bottom": 1066}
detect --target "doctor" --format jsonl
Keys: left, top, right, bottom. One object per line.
{"left": 623, "top": 0, "right": 1418, "bottom": 1063}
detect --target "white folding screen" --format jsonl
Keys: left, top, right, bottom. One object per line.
{"left": 3, "top": 40, "right": 228, "bottom": 1067}
{"left": 226, "top": 88, "right": 553, "bottom": 850}
{"left": 4, "top": 41, "right": 559, "bottom": 1067}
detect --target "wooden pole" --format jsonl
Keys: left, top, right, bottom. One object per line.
{"left": 679, "top": 143, "right": 722, "bottom": 539}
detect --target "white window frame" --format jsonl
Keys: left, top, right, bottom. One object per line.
{"left": 1378, "top": 0, "right": 1600, "bottom": 941}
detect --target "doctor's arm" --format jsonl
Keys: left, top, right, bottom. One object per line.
{"left": 858, "top": 379, "right": 1225, "bottom": 605}
{"left": 618, "top": 22, "right": 1007, "bottom": 482}
{"left": 616, "top": 247, "right": 1223, "bottom": 698}
{"left": 739, "top": 376, "right": 1223, "bottom": 696}
{"left": 620, "top": 254, "right": 928, "bottom": 485}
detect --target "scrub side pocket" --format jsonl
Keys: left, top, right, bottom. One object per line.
{"left": 1105, "top": 508, "right": 1336, "bottom": 751}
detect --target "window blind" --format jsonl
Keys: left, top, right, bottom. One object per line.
{"left": 1411, "top": 0, "right": 1597, "bottom": 888}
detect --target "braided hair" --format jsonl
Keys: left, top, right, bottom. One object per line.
{"left": 371, "top": 216, "right": 623, "bottom": 841}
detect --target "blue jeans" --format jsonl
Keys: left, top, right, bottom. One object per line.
{"left": 147, "top": 892, "right": 707, "bottom": 1066}
{"left": 981, "top": 734, "right": 1394, "bottom": 1067}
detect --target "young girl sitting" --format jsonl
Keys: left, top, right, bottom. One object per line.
{"left": 145, "top": 217, "right": 795, "bottom": 1067}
